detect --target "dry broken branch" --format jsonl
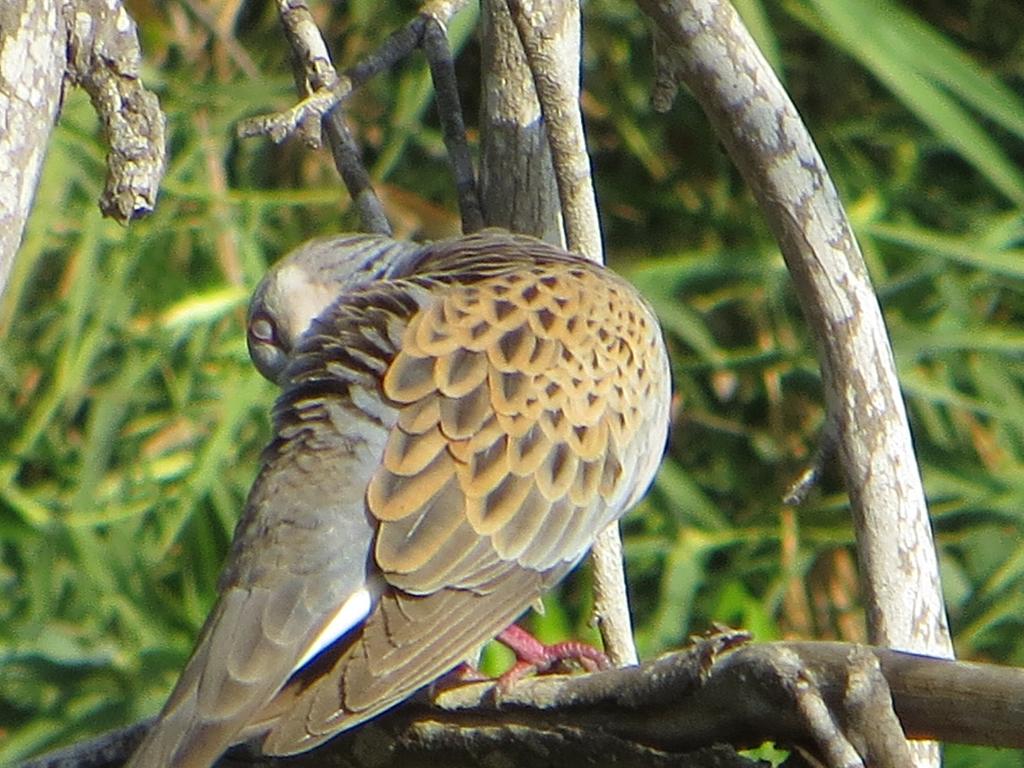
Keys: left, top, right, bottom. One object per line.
{"left": 64, "top": 0, "right": 166, "bottom": 223}
{"left": 0, "top": 0, "right": 165, "bottom": 300}
{"left": 237, "top": 0, "right": 473, "bottom": 235}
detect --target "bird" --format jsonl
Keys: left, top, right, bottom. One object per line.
{"left": 126, "top": 230, "right": 671, "bottom": 767}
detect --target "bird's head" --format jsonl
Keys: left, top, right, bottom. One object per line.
{"left": 247, "top": 234, "right": 422, "bottom": 383}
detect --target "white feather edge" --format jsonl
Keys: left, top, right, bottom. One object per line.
{"left": 291, "top": 573, "right": 385, "bottom": 674}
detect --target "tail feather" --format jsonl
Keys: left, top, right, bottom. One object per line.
{"left": 126, "top": 586, "right": 315, "bottom": 768}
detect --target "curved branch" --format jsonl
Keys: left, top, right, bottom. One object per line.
{"left": 635, "top": 5, "right": 955, "bottom": 761}
{"left": 636, "top": 0, "right": 952, "bottom": 659}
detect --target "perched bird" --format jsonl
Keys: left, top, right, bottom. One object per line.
{"left": 127, "top": 231, "right": 671, "bottom": 767}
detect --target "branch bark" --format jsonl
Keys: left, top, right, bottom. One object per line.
{"left": 636, "top": 2, "right": 954, "bottom": 762}
{"left": 24, "top": 640, "right": 1024, "bottom": 768}
{"left": 65, "top": 0, "right": 165, "bottom": 223}
{"left": 504, "top": 0, "right": 601, "bottom": 259}
{"left": 0, "top": 0, "right": 66, "bottom": 301}
{"left": 0, "top": 0, "right": 165, "bottom": 302}
{"left": 477, "top": 0, "right": 562, "bottom": 243}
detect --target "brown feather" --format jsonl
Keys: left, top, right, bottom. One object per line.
{"left": 127, "top": 231, "right": 671, "bottom": 768}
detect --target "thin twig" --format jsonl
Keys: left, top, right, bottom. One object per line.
{"left": 240, "top": 2, "right": 473, "bottom": 235}
{"left": 783, "top": 418, "right": 838, "bottom": 506}
{"left": 502, "top": 0, "right": 636, "bottom": 669}
{"left": 270, "top": 1, "right": 391, "bottom": 232}
{"left": 421, "top": 17, "right": 484, "bottom": 233}
{"left": 323, "top": 112, "right": 394, "bottom": 235}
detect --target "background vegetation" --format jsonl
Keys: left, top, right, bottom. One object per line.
{"left": 2, "top": 0, "right": 1023, "bottom": 764}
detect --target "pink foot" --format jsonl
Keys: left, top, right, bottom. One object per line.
{"left": 495, "top": 624, "right": 610, "bottom": 689}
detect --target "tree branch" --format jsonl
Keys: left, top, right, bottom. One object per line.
{"left": 477, "top": 0, "right": 561, "bottom": 243}
{"left": 636, "top": 3, "right": 955, "bottom": 762}
{"left": 497, "top": 0, "right": 639, "bottom": 669}
{"left": 65, "top": 0, "right": 166, "bottom": 223}
{"left": 504, "top": 0, "right": 601, "bottom": 259}
{"left": 635, "top": 0, "right": 953, "bottom": 667}
{"left": 420, "top": 17, "right": 484, "bottom": 233}
{"left": 0, "top": 0, "right": 165, "bottom": 301}
{"left": 238, "top": 0, "right": 476, "bottom": 235}
{"left": 23, "top": 640, "right": 1024, "bottom": 768}
{"left": 0, "top": 0, "right": 66, "bottom": 300}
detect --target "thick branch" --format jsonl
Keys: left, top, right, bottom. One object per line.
{"left": 478, "top": 0, "right": 561, "bottom": 242}
{"left": 637, "top": 6, "right": 955, "bottom": 761}
{"left": 0, "top": 0, "right": 66, "bottom": 300}
{"left": 24, "top": 640, "right": 1024, "bottom": 768}
{"left": 636, "top": 0, "right": 952, "bottom": 659}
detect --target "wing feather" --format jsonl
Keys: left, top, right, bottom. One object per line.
{"left": 371, "top": 259, "right": 667, "bottom": 585}
{"left": 135, "top": 232, "right": 670, "bottom": 767}
{"left": 125, "top": 435, "right": 384, "bottom": 768}
{"left": 255, "top": 242, "right": 669, "bottom": 757}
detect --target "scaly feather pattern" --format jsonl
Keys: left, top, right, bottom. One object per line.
{"left": 127, "top": 231, "right": 670, "bottom": 766}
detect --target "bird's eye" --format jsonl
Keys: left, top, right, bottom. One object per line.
{"left": 249, "top": 315, "right": 277, "bottom": 345}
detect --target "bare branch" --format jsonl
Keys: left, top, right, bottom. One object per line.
{"left": 636, "top": 4, "right": 954, "bottom": 763}
{"left": 246, "top": 1, "right": 392, "bottom": 232}
{"left": 421, "top": 17, "right": 484, "bottom": 233}
{"left": 504, "top": 0, "right": 601, "bottom": 260}
{"left": 636, "top": 0, "right": 952, "bottom": 659}
{"left": 25, "top": 640, "right": 1024, "bottom": 768}
{"left": 783, "top": 420, "right": 838, "bottom": 506}
{"left": 65, "top": 0, "right": 166, "bottom": 223}
{"left": 840, "top": 647, "right": 914, "bottom": 768}
{"left": 478, "top": 0, "right": 562, "bottom": 242}
{"left": 590, "top": 525, "right": 640, "bottom": 666}
{"left": 239, "top": 1, "right": 476, "bottom": 235}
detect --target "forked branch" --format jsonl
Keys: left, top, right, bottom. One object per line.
{"left": 24, "top": 638, "right": 1024, "bottom": 768}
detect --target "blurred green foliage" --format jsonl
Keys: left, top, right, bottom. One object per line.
{"left": 2, "top": 0, "right": 1023, "bottom": 764}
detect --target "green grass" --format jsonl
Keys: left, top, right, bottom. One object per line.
{"left": 2, "top": 1, "right": 1023, "bottom": 764}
